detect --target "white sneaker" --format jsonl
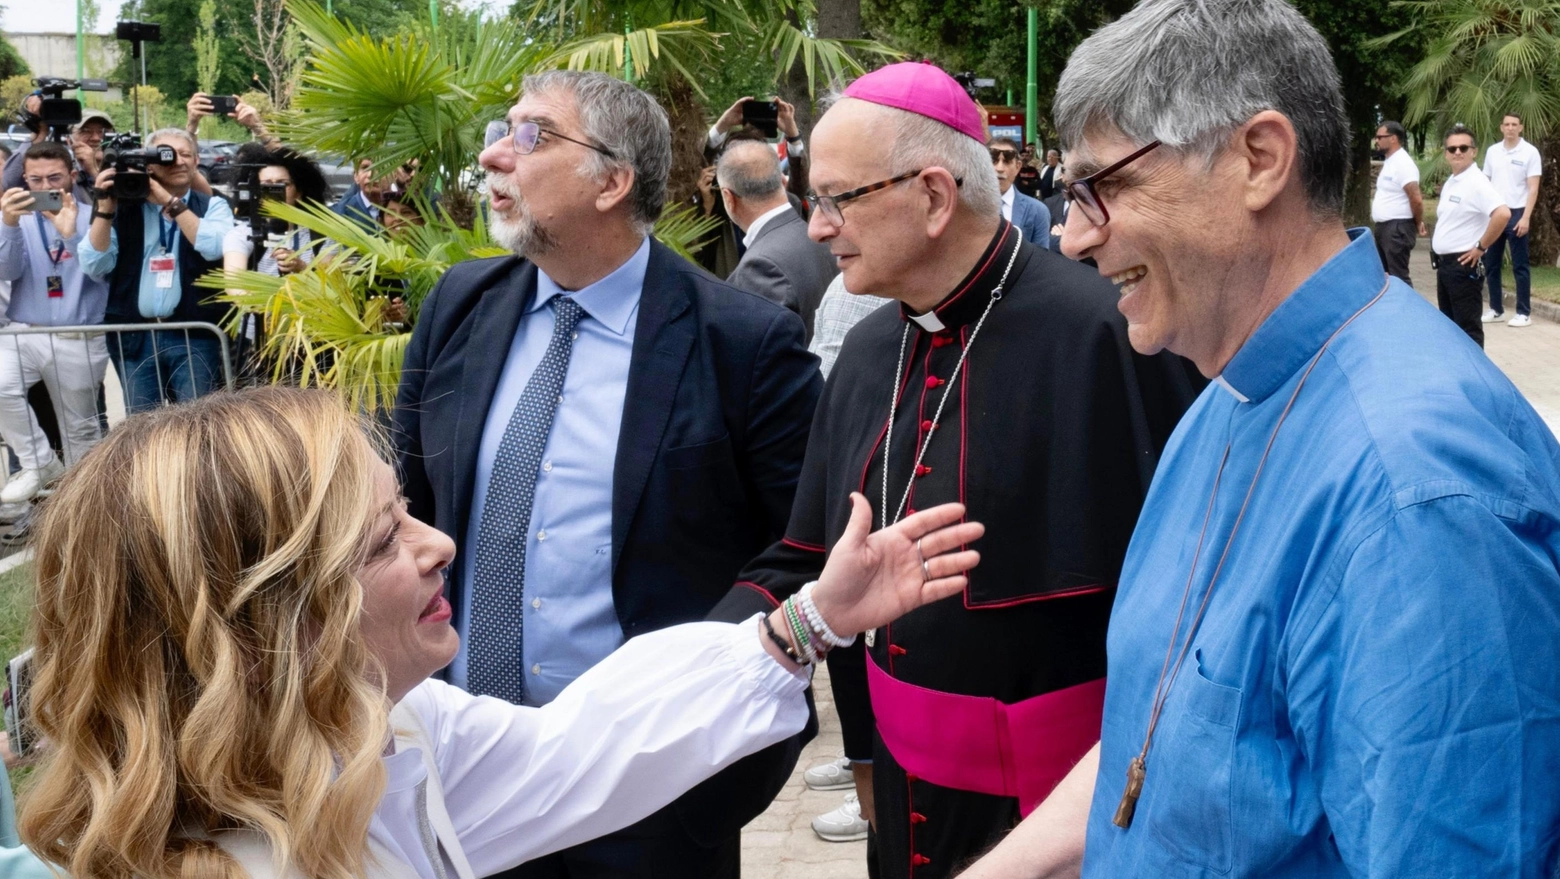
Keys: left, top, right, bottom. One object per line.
{"left": 1481, "top": 308, "right": 1504, "bottom": 323}
{"left": 803, "top": 755, "right": 854, "bottom": 790}
{"left": 1508, "top": 314, "right": 1532, "bottom": 328}
{"left": 811, "top": 793, "right": 869, "bottom": 842}
{"left": 0, "top": 458, "right": 64, "bottom": 504}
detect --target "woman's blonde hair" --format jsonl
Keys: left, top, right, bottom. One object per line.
{"left": 20, "top": 388, "right": 392, "bottom": 879}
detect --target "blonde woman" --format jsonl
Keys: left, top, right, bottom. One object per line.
{"left": 19, "top": 388, "right": 982, "bottom": 879}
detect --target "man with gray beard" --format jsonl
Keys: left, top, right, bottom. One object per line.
{"left": 392, "top": 70, "right": 822, "bottom": 879}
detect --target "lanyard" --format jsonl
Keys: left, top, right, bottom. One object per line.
{"left": 1112, "top": 278, "right": 1391, "bottom": 831}
{"left": 33, "top": 213, "right": 65, "bottom": 268}
{"left": 157, "top": 211, "right": 179, "bottom": 255}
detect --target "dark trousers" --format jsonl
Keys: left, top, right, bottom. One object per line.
{"left": 1482, "top": 207, "right": 1530, "bottom": 316}
{"left": 1374, "top": 219, "right": 1417, "bottom": 286}
{"left": 485, "top": 802, "right": 737, "bottom": 879}
{"left": 1435, "top": 252, "right": 1486, "bottom": 348}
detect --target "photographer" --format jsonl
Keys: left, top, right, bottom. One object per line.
{"left": 221, "top": 142, "right": 329, "bottom": 277}
{"left": 70, "top": 109, "right": 114, "bottom": 186}
{"left": 0, "top": 141, "right": 109, "bottom": 503}
{"left": 79, "top": 128, "right": 235, "bottom": 412}
{"left": 186, "top": 92, "right": 280, "bottom": 149}
{"left": 0, "top": 94, "right": 46, "bottom": 191}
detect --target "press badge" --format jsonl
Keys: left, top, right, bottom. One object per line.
{"left": 1449, "top": 195, "right": 1462, "bottom": 204}
{"left": 45, "top": 276, "right": 63, "bottom": 298}
{"left": 149, "top": 254, "right": 176, "bottom": 289}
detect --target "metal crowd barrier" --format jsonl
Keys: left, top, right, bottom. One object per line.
{"left": 0, "top": 322, "right": 236, "bottom": 532}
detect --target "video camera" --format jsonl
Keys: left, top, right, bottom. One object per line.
{"left": 230, "top": 163, "right": 292, "bottom": 251}
{"left": 102, "top": 133, "right": 178, "bottom": 202}
{"left": 28, "top": 77, "right": 110, "bottom": 141}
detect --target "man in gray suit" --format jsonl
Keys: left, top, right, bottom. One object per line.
{"left": 718, "top": 140, "right": 836, "bottom": 341}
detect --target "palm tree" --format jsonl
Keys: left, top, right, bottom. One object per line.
{"left": 208, "top": 0, "right": 721, "bottom": 410}
{"left": 1373, "top": 0, "right": 1560, "bottom": 261}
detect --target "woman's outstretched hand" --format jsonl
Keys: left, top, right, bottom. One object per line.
{"left": 810, "top": 493, "right": 983, "bottom": 637}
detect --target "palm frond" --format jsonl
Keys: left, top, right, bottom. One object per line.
{"left": 540, "top": 21, "right": 720, "bottom": 91}
{"left": 759, "top": 22, "right": 903, "bottom": 96}
{"left": 652, "top": 203, "right": 723, "bottom": 261}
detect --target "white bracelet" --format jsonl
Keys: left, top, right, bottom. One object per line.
{"left": 798, "top": 581, "right": 856, "bottom": 648}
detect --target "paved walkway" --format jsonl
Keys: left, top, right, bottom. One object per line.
{"left": 741, "top": 246, "right": 1560, "bottom": 879}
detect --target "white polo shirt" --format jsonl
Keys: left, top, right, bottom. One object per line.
{"left": 1432, "top": 166, "right": 1504, "bottom": 254}
{"left": 1482, "top": 138, "right": 1542, "bottom": 209}
{"left": 1371, "top": 149, "right": 1420, "bottom": 222}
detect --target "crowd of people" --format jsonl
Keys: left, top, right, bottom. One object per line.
{"left": 0, "top": 91, "right": 432, "bottom": 513}
{"left": 0, "top": 0, "right": 1558, "bottom": 878}
{"left": 1371, "top": 111, "right": 1544, "bottom": 348}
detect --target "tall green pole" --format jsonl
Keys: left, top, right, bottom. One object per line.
{"left": 1025, "top": 7, "right": 1038, "bottom": 148}
{"left": 76, "top": 0, "right": 84, "bottom": 81}
{"left": 326, "top": 0, "right": 333, "bottom": 14}
{"left": 623, "top": 22, "right": 633, "bottom": 83}
{"left": 429, "top": 0, "right": 438, "bottom": 29}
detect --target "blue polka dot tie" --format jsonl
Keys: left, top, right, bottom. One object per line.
{"left": 468, "top": 297, "right": 585, "bottom": 704}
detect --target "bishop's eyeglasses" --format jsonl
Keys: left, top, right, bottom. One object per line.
{"left": 1062, "top": 140, "right": 1162, "bottom": 227}
{"left": 806, "top": 170, "right": 963, "bottom": 227}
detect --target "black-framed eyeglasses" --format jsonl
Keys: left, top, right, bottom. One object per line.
{"left": 485, "top": 120, "right": 615, "bottom": 159}
{"left": 806, "top": 170, "right": 962, "bottom": 227}
{"left": 1062, "top": 140, "right": 1161, "bottom": 227}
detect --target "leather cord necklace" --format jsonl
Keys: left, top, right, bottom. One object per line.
{"left": 880, "top": 226, "right": 1024, "bottom": 531}
{"left": 1114, "top": 278, "right": 1389, "bottom": 829}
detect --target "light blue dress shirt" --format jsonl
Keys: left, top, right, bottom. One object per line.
{"left": 1085, "top": 229, "right": 1560, "bottom": 877}
{"left": 77, "top": 196, "right": 233, "bottom": 318}
{"left": 0, "top": 200, "right": 109, "bottom": 325}
{"left": 451, "top": 238, "right": 647, "bottom": 706}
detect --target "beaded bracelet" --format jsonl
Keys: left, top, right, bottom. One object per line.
{"left": 797, "top": 581, "right": 855, "bottom": 648}
{"left": 782, "top": 597, "right": 824, "bottom": 666}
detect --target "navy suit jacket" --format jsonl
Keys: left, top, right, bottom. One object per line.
{"left": 1044, "top": 192, "right": 1068, "bottom": 253}
{"left": 393, "top": 239, "right": 822, "bottom": 839}
{"left": 1011, "top": 189, "right": 1052, "bottom": 251}
{"left": 330, "top": 193, "right": 380, "bottom": 233}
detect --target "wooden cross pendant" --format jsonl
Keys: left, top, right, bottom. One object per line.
{"left": 1113, "top": 756, "right": 1146, "bottom": 828}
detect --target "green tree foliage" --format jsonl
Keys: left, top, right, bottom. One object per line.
{"left": 1292, "top": 0, "right": 1421, "bottom": 225}
{"left": 1373, "top": 0, "right": 1560, "bottom": 259}
{"left": 861, "top": 0, "right": 1134, "bottom": 146}
{"left": 0, "top": 38, "right": 27, "bottom": 82}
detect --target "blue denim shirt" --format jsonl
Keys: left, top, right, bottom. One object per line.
{"left": 1084, "top": 230, "right": 1560, "bottom": 877}
{"left": 451, "top": 238, "right": 647, "bottom": 706}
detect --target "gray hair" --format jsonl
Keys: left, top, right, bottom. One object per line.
{"left": 1054, "top": 0, "right": 1349, "bottom": 216}
{"left": 886, "top": 107, "right": 1002, "bottom": 220}
{"left": 149, "top": 127, "right": 197, "bottom": 154}
{"left": 715, "top": 140, "right": 784, "bottom": 200}
{"left": 520, "top": 70, "right": 671, "bottom": 229}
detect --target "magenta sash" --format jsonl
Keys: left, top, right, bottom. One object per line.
{"left": 867, "top": 655, "right": 1105, "bottom": 816}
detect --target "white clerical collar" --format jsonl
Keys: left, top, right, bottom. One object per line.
{"left": 1212, "top": 374, "right": 1250, "bottom": 403}
{"left": 908, "top": 310, "right": 947, "bottom": 332}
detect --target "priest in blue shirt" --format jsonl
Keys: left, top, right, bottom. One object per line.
{"left": 957, "top": 1, "right": 1560, "bottom": 877}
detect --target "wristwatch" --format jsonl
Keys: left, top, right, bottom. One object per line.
{"left": 92, "top": 210, "right": 116, "bottom": 222}
{"left": 164, "top": 197, "right": 189, "bottom": 219}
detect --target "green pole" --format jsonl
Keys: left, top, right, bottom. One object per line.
{"left": 76, "top": 0, "right": 84, "bottom": 81}
{"left": 1025, "top": 7, "right": 1038, "bottom": 148}
{"left": 429, "top": 0, "right": 438, "bottom": 29}
{"left": 326, "top": 0, "right": 333, "bottom": 14}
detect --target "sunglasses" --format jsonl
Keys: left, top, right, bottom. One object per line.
{"left": 990, "top": 149, "right": 1020, "bottom": 165}
{"left": 1445, "top": 144, "right": 1475, "bottom": 154}
{"left": 1062, "top": 141, "right": 1162, "bottom": 227}
{"left": 485, "top": 120, "right": 615, "bottom": 159}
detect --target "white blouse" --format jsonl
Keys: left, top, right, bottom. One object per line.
{"left": 366, "top": 618, "right": 808, "bottom": 878}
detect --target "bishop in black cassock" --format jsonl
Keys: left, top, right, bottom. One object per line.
{"left": 708, "top": 63, "right": 1203, "bottom": 879}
